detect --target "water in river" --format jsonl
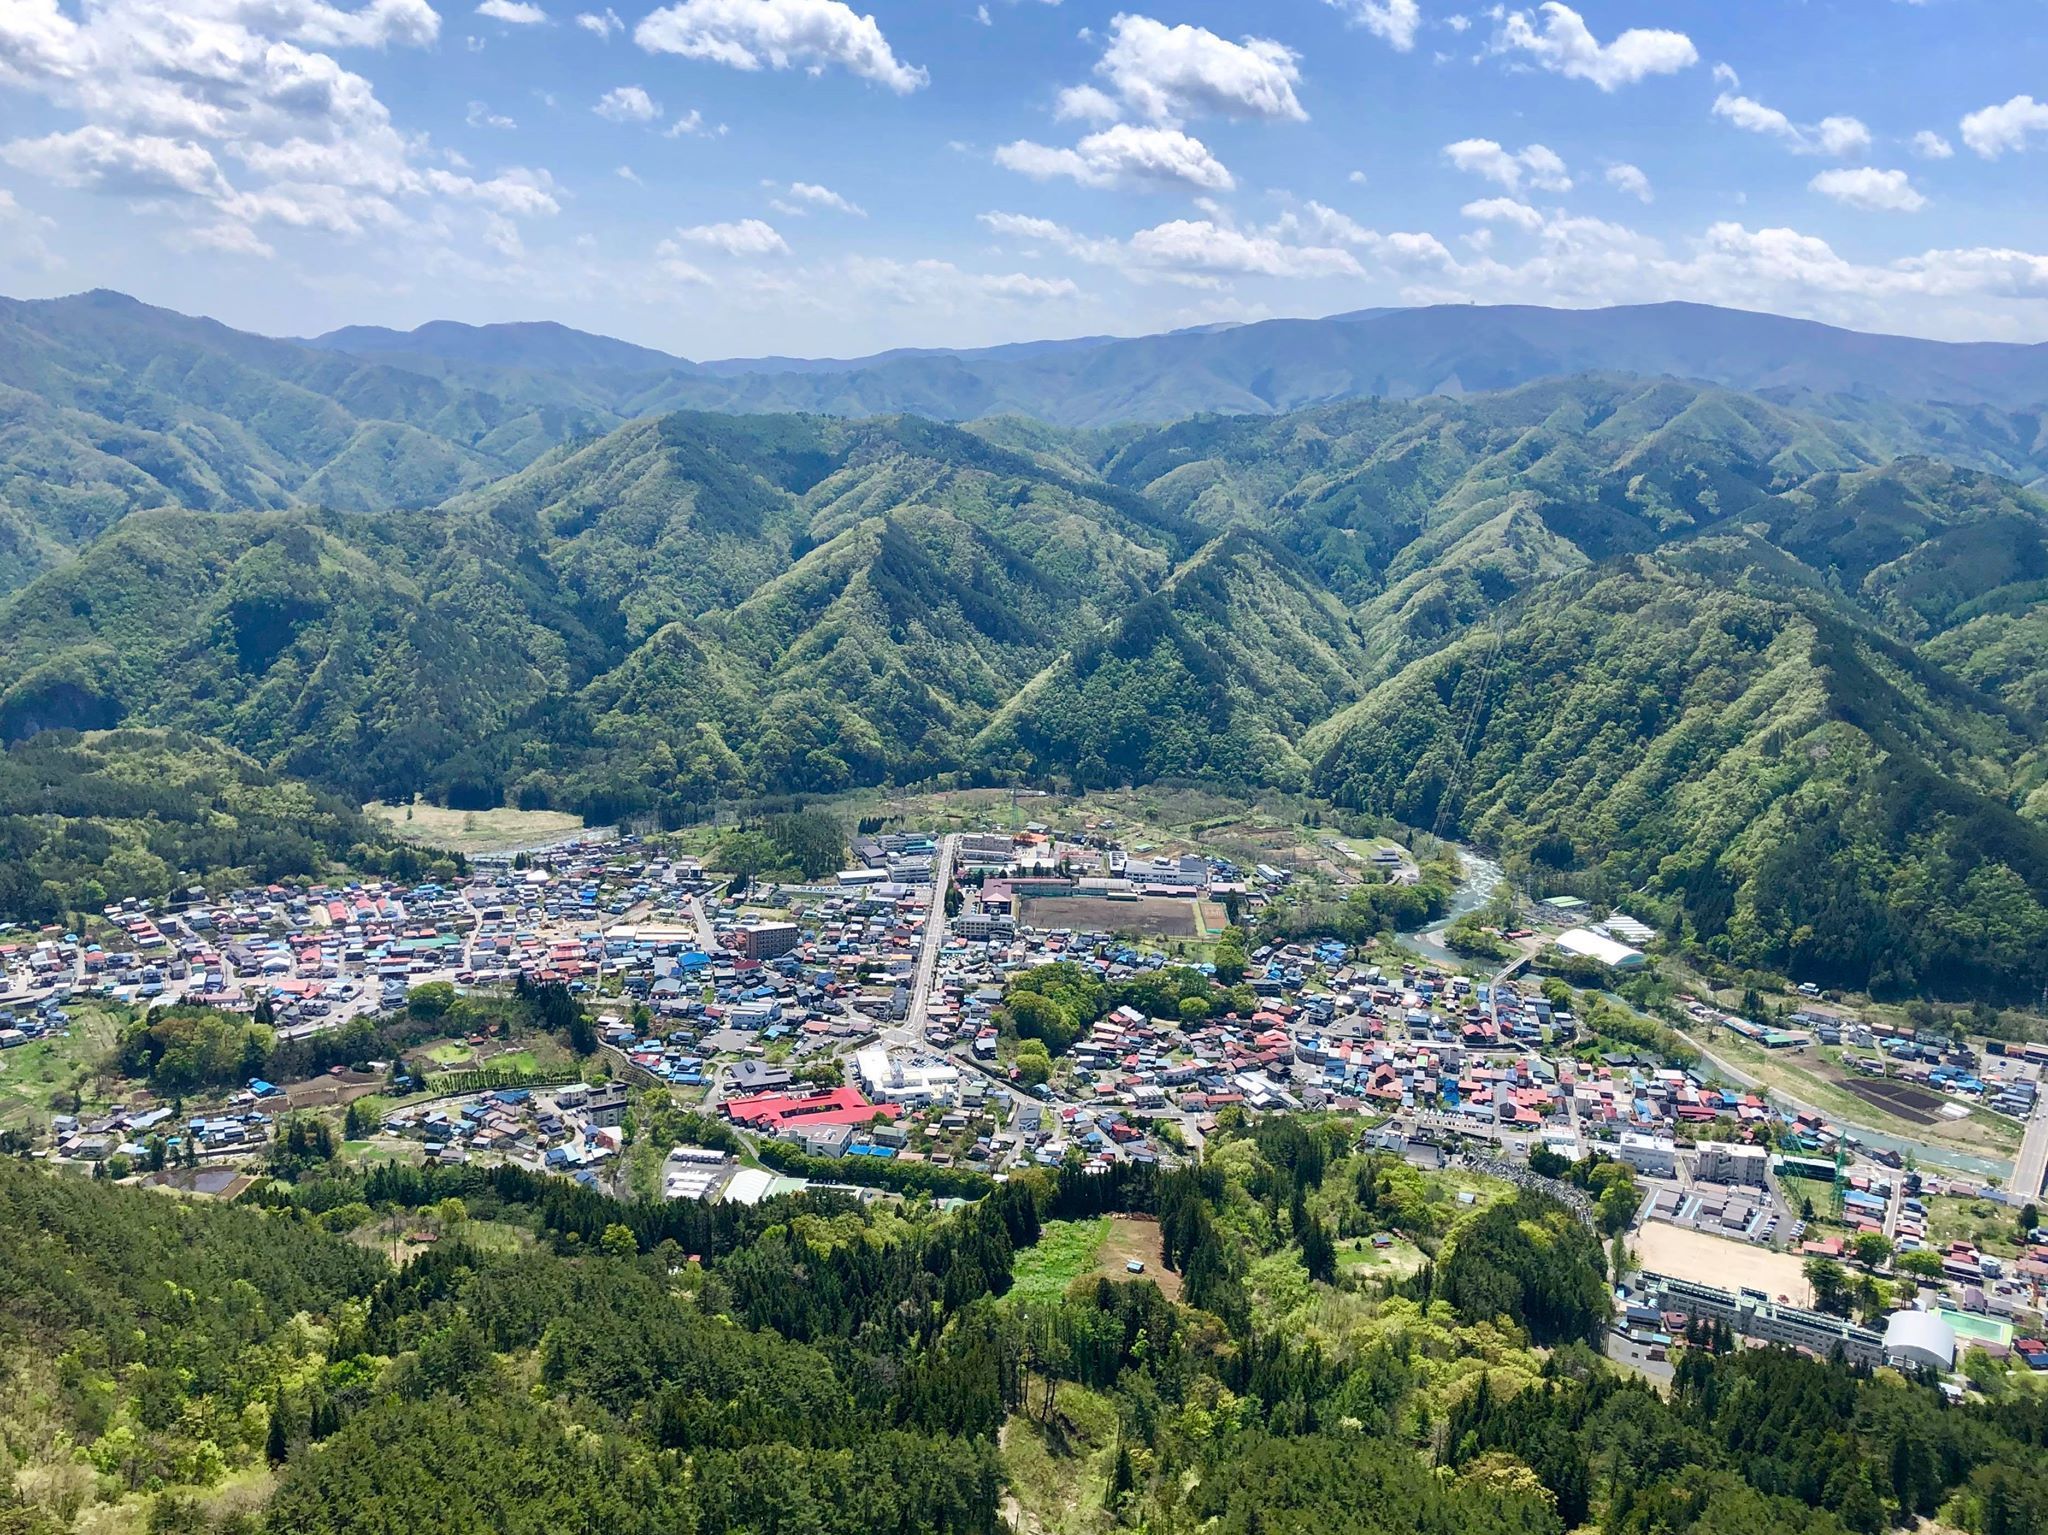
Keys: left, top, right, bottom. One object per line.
{"left": 1396, "top": 843, "right": 1503, "bottom": 968}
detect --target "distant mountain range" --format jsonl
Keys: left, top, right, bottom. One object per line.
{"left": 295, "top": 297, "right": 2048, "bottom": 422}
{"left": 4, "top": 288, "right": 2048, "bottom": 998}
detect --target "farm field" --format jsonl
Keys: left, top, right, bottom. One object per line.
{"left": 1634, "top": 1220, "right": 1814, "bottom": 1307}
{"left": 1681, "top": 1027, "right": 2022, "bottom": 1157}
{"left": 365, "top": 800, "right": 587, "bottom": 854}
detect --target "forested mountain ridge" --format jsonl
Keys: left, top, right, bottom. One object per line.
{"left": 4, "top": 337, "right": 2048, "bottom": 994}
{"left": 7, "top": 291, "right": 2048, "bottom": 606}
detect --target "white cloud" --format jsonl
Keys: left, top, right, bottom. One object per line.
{"left": 1809, "top": 166, "right": 1926, "bottom": 213}
{"left": 1054, "top": 84, "right": 1121, "bottom": 123}
{"left": 615, "top": 164, "right": 640, "bottom": 183}
{"left": 1494, "top": 3, "right": 1696, "bottom": 90}
{"left": 2, "top": 126, "right": 231, "bottom": 198}
{"left": 845, "top": 255, "right": 1078, "bottom": 305}
{"left": 1442, "top": 138, "right": 1570, "bottom": 193}
{"left": 1711, "top": 93, "right": 1869, "bottom": 156}
{"left": 1960, "top": 94, "right": 2048, "bottom": 158}
{"left": 1347, "top": 169, "right": 1368, "bottom": 185}
{"left": 1094, "top": 14, "right": 1305, "bottom": 125}
{"left": 996, "top": 123, "right": 1233, "bottom": 191}
{"left": 671, "top": 216, "right": 790, "bottom": 254}
{"left": 576, "top": 7, "right": 623, "bottom": 38}
{"left": 595, "top": 84, "right": 662, "bottom": 122}
{"left": 1321, "top": 0, "right": 1421, "bottom": 53}
{"left": 178, "top": 219, "right": 275, "bottom": 256}
{"left": 1910, "top": 130, "right": 1953, "bottom": 160}
{"left": 1605, "top": 161, "right": 1651, "bottom": 202}
{"left": 466, "top": 101, "right": 517, "bottom": 130}
{"left": 772, "top": 180, "right": 864, "bottom": 215}
{"left": 1460, "top": 196, "right": 1544, "bottom": 230}
{"left": 663, "top": 108, "right": 722, "bottom": 136}
{"left": 1127, "top": 217, "right": 1362, "bottom": 278}
{"left": 1815, "top": 116, "right": 1872, "bottom": 157}
{"left": 477, "top": 0, "right": 547, "bottom": 24}
{"left": 0, "top": 188, "right": 59, "bottom": 270}
{"left": 634, "top": 0, "right": 928, "bottom": 93}
{"left": 987, "top": 200, "right": 1455, "bottom": 291}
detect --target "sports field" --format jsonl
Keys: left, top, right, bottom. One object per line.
{"left": 1018, "top": 894, "right": 1198, "bottom": 937}
{"left": 1635, "top": 1220, "right": 1814, "bottom": 1307}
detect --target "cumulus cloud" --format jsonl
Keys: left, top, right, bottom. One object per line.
{"left": 1605, "top": 162, "right": 1652, "bottom": 202}
{"left": 1711, "top": 93, "right": 1869, "bottom": 156}
{"left": 576, "top": 7, "right": 623, "bottom": 38}
{"left": 594, "top": 84, "right": 662, "bottom": 122}
{"left": 670, "top": 216, "right": 790, "bottom": 254}
{"left": 1443, "top": 138, "right": 1570, "bottom": 194}
{"left": 1810, "top": 166, "right": 1926, "bottom": 213}
{"left": 1093, "top": 15, "right": 1304, "bottom": 126}
{"left": 634, "top": 0, "right": 928, "bottom": 93}
{"left": 1126, "top": 217, "right": 1362, "bottom": 278}
{"left": 2, "top": 126, "right": 231, "bottom": 198}
{"left": 996, "top": 123, "right": 1233, "bottom": 191}
{"left": 1461, "top": 196, "right": 1544, "bottom": 230}
{"left": 770, "top": 180, "right": 864, "bottom": 215}
{"left": 1960, "top": 94, "right": 2048, "bottom": 158}
{"left": 0, "top": 0, "right": 561, "bottom": 265}
{"left": 844, "top": 255, "right": 1078, "bottom": 305}
{"left": 1910, "top": 130, "right": 1953, "bottom": 160}
{"left": 466, "top": 101, "right": 517, "bottom": 129}
{"left": 1053, "top": 84, "right": 1121, "bottom": 123}
{"left": 476, "top": 0, "right": 547, "bottom": 24}
{"left": 1321, "top": 0, "right": 1421, "bottom": 53}
{"left": 1494, "top": 3, "right": 1696, "bottom": 90}
{"left": 985, "top": 201, "right": 1447, "bottom": 288}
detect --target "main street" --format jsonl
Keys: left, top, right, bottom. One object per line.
{"left": 901, "top": 832, "right": 956, "bottom": 1042}
{"left": 2014, "top": 1102, "right": 2048, "bottom": 1203}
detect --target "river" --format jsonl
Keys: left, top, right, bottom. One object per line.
{"left": 1395, "top": 842, "right": 1503, "bottom": 968}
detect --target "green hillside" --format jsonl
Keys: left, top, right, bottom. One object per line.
{"left": 0, "top": 728, "right": 454, "bottom": 921}
{"left": 4, "top": 345, "right": 2048, "bottom": 996}
{"left": 1308, "top": 550, "right": 2048, "bottom": 998}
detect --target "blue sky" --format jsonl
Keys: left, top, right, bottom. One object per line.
{"left": 1, "top": 0, "right": 2045, "bottom": 357}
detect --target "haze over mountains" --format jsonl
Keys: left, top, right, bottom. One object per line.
{"left": 296, "top": 296, "right": 2048, "bottom": 421}
{"left": 3, "top": 288, "right": 2048, "bottom": 1000}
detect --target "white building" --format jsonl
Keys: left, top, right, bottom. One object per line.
{"left": 1696, "top": 1142, "right": 1768, "bottom": 1187}
{"left": 1555, "top": 928, "right": 1646, "bottom": 970}
{"left": 855, "top": 1046, "right": 962, "bottom": 1107}
{"left": 1617, "top": 1131, "right": 1676, "bottom": 1177}
{"left": 1884, "top": 1309, "right": 1958, "bottom": 1372}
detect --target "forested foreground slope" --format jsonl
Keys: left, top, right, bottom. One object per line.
{"left": 4, "top": 1126, "right": 2046, "bottom": 1535}
{"left": 4, "top": 362, "right": 2048, "bottom": 996}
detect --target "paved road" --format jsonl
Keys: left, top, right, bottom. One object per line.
{"left": 687, "top": 894, "right": 719, "bottom": 954}
{"left": 2014, "top": 1105, "right": 2048, "bottom": 1203}
{"left": 905, "top": 833, "right": 956, "bottom": 1037}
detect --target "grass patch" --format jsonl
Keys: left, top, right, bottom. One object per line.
{"left": 1921, "top": 1194, "right": 2025, "bottom": 1259}
{"left": 1000, "top": 1381, "right": 1120, "bottom": 1535}
{"left": 0, "top": 1003, "right": 125, "bottom": 1132}
{"left": 1006, "top": 1218, "right": 1110, "bottom": 1304}
{"left": 365, "top": 800, "right": 586, "bottom": 854}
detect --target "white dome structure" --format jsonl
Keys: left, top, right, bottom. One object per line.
{"left": 1883, "top": 1310, "right": 1957, "bottom": 1373}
